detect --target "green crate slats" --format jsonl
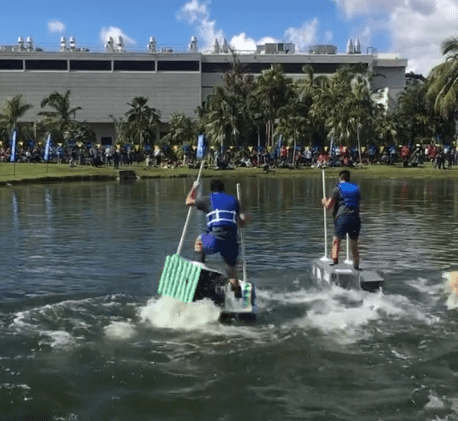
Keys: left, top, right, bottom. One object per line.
{"left": 158, "top": 254, "right": 202, "bottom": 303}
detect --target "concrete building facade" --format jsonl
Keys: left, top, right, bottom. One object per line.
{"left": 0, "top": 37, "right": 407, "bottom": 145}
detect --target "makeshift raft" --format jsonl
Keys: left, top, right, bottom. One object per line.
{"left": 312, "top": 259, "right": 383, "bottom": 292}
{"left": 158, "top": 254, "right": 257, "bottom": 322}
{"left": 313, "top": 169, "right": 384, "bottom": 292}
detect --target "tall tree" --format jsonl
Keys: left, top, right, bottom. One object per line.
{"left": 427, "top": 36, "right": 458, "bottom": 118}
{"left": 0, "top": 94, "right": 33, "bottom": 131}
{"left": 38, "top": 90, "right": 82, "bottom": 143}
{"left": 203, "top": 86, "right": 242, "bottom": 149}
{"left": 125, "top": 96, "right": 161, "bottom": 145}
{"left": 160, "top": 112, "right": 195, "bottom": 147}
{"left": 253, "top": 64, "right": 293, "bottom": 147}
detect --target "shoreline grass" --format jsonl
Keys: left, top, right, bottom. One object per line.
{"left": 0, "top": 162, "right": 457, "bottom": 186}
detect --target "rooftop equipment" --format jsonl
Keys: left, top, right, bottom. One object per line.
{"left": 189, "top": 36, "right": 198, "bottom": 52}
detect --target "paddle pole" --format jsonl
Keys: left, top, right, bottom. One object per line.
{"left": 321, "top": 168, "right": 328, "bottom": 260}
{"left": 237, "top": 183, "right": 247, "bottom": 283}
{"left": 344, "top": 233, "right": 352, "bottom": 265}
{"left": 176, "top": 159, "right": 205, "bottom": 256}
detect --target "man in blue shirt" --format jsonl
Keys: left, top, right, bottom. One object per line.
{"left": 322, "top": 170, "right": 361, "bottom": 269}
{"left": 186, "top": 179, "right": 248, "bottom": 293}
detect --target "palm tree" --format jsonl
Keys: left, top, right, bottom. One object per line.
{"left": 67, "top": 121, "right": 96, "bottom": 145}
{"left": 0, "top": 94, "right": 33, "bottom": 131}
{"left": 125, "top": 96, "right": 161, "bottom": 145}
{"left": 275, "top": 90, "right": 310, "bottom": 164}
{"left": 109, "top": 115, "right": 129, "bottom": 145}
{"left": 427, "top": 36, "right": 458, "bottom": 117}
{"left": 253, "top": 64, "right": 293, "bottom": 147}
{"left": 38, "top": 90, "right": 82, "bottom": 142}
{"left": 161, "top": 112, "right": 196, "bottom": 147}
{"left": 204, "top": 86, "right": 241, "bottom": 150}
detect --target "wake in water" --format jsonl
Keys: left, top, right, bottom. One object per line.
{"left": 139, "top": 296, "right": 221, "bottom": 329}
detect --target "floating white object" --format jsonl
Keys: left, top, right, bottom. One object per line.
{"left": 312, "top": 259, "right": 383, "bottom": 292}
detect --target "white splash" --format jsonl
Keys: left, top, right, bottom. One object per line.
{"left": 104, "top": 321, "right": 136, "bottom": 340}
{"left": 139, "top": 296, "right": 220, "bottom": 330}
{"left": 39, "top": 330, "right": 75, "bottom": 349}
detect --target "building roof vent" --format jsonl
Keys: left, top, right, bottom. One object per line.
{"left": 117, "top": 36, "right": 124, "bottom": 52}
{"left": 26, "top": 37, "right": 34, "bottom": 51}
{"left": 213, "top": 38, "right": 220, "bottom": 54}
{"left": 148, "top": 37, "right": 157, "bottom": 53}
{"left": 346, "top": 38, "right": 354, "bottom": 54}
{"left": 106, "top": 37, "right": 115, "bottom": 52}
{"left": 354, "top": 38, "right": 361, "bottom": 54}
{"left": 189, "top": 36, "right": 198, "bottom": 52}
{"left": 221, "top": 38, "right": 229, "bottom": 53}
{"left": 308, "top": 44, "right": 337, "bottom": 54}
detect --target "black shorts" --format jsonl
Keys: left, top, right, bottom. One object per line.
{"left": 334, "top": 215, "right": 361, "bottom": 240}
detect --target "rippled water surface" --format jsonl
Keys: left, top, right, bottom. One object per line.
{"left": 2, "top": 175, "right": 458, "bottom": 421}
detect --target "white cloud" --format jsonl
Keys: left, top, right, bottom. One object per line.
{"left": 47, "top": 20, "right": 65, "bottom": 34}
{"left": 177, "top": 0, "right": 223, "bottom": 50}
{"left": 229, "top": 33, "right": 257, "bottom": 51}
{"left": 390, "top": 0, "right": 458, "bottom": 75}
{"left": 333, "top": 0, "right": 403, "bottom": 18}
{"left": 100, "top": 27, "right": 136, "bottom": 45}
{"left": 332, "top": 0, "right": 457, "bottom": 76}
{"left": 325, "top": 31, "right": 334, "bottom": 43}
{"left": 284, "top": 18, "right": 319, "bottom": 51}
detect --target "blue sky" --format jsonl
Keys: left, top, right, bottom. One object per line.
{"left": 2, "top": 0, "right": 457, "bottom": 76}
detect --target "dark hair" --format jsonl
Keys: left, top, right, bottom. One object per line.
{"left": 210, "top": 179, "right": 225, "bottom": 192}
{"left": 339, "top": 170, "right": 350, "bottom": 181}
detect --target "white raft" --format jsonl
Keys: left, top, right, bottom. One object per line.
{"left": 312, "top": 258, "right": 383, "bottom": 292}
{"left": 313, "top": 169, "right": 384, "bottom": 292}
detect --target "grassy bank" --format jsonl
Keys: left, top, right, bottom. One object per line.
{"left": 0, "top": 161, "right": 457, "bottom": 186}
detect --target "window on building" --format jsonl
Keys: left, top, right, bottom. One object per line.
{"left": 157, "top": 61, "right": 199, "bottom": 71}
{"left": 101, "top": 137, "right": 112, "bottom": 145}
{"left": 114, "top": 61, "right": 156, "bottom": 71}
{"left": 25, "top": 60, "right": 68, "bottom": 71}
{"left": 70, "top": 60, "right": 112, "bottom": 71}
{"left": 201, "top": 62, "right": 232, "bottom": 73}
{"left": 0, "top": 60, "right": 23, "bottom": 70}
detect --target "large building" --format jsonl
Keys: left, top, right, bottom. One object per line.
{"left": 0, "top": 36, "right": 407, "bottom": 145}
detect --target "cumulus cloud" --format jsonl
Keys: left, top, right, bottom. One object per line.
{"left": 325, "top": 31, "right": 334, "bottom": 43}
{"left": 332, "top": 0, "right": 455, "bottom": 76}
{"left": 229, "top": 33, "right": 257, "bottom": 51}
{"left": 389, "top": 0, "right": 456, "bottom": 75}
{"left": 177, "top": 0, "right": 223, "bottom": 50}
{"left": 100, "top": 26, "right": 136, "bottom": 45}
{"left": 47, "top": 20, "right": 65, "bottom": 34}
{"left": 333, "top": 0, "right": 403, "bottom": 18}
{"left": 284, "top": 18, "right": 319, "bottom": 51}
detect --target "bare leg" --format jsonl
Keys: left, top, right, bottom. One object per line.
{"left": 350, "top": 238, "right": 359, "bottom": 269}
{"left": 332, "top": 237, "right": 341, "bottom": 263}
{"left": 194, "top": 237, "right": 205, "bottom": 263}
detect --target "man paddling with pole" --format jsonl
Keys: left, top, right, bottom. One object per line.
{"left": 322, "top": 169, "right": 361, "bottom": 270}
{"left": 186, "top": 179, "right": 249, "bottom": 297}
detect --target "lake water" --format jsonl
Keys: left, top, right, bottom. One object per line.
{"left": 1, "top": 174, "right": 458, "bottom": 421}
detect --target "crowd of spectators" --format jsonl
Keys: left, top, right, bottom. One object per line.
{"left": 0, "top": 141, "right": 457, "bottom": 170}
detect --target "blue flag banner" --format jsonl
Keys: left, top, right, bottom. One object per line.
{"left": 44, "top": 134, "right": 52, "bottom": 162}
{"left": 10, "top": 129, "right": 17, "bottom": 162}
{"left": 196, "top": 134, "right": 207, "bottom": 160}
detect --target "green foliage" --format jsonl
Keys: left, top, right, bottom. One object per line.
{"left": 0, "top": 95, "right": 33, "bottom": 131}
{"left": 160, "top": 112, "right": 196, "bottom": 147}
{"left": 124, "top": 96, "right": 161, "bottom": 145}
{"left": 38, "top": 90, "right": 82, "bottom": 144}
